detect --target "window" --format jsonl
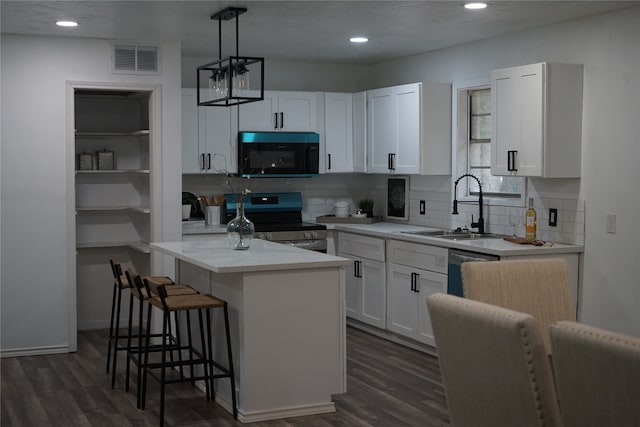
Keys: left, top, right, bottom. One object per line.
{"left": 453, "top": 81, "right": 524, "bottom": 205}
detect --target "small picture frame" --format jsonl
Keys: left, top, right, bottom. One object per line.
{"left": 386, "top": 176, "right": 409, "bottom": 220}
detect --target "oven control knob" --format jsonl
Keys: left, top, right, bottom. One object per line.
{"left": 255, "top": 233, "right": 264, "bottom": 240}
{"left": 310, "top": 231, "right": 319, "bottom": 239}
{"left": 304, "top": 232, "right": 311, "bottom": 239}
{"left": 265, "top": 233, "right": 273, "bottom": 241}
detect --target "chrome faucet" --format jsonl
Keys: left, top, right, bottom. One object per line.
{"left": 452, "top": 173, "right": 485, "bottom": 234}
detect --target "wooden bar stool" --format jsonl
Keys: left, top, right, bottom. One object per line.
{"left": 139, "top": 281, "right": 237, "bottom": 426}
{"left": 125, "top": 270, "right": 198, "bottom": 409}
{"left": 108, "top": 261, "right": 176, "bottom": 389}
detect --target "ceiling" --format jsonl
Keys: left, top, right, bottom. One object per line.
{"left": 2, "top": 1, "right": 638, "bottom": 65}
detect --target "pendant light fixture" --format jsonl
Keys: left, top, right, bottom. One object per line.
{"left": 197, "top": 7, "right": 264, "bottom": 107}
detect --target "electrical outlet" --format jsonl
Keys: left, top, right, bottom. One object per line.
{"left": 419, "top": 200, "right": 426, "bottom": 215}
{"left": 606, "top": 214, "right": 616, "bottom": 234}
{"left": 549, "top": 208, "right": 558, "bottom": 227}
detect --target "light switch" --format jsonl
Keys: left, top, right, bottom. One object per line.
{"left": 606, "top": 214, "right": 616, "bottom": 234}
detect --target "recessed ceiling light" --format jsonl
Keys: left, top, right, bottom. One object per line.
{"left": 56, "top": 21, "right": 78, "bottom": 27}
{"left": 464, "top": 3, "right": 487, "bottom": 10}
{"left": 350, "top": 37, "right": 368, "bottom": 43}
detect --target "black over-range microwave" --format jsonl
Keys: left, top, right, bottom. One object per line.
{"left": 238, "top": 131, "right": 320, "bottom": 177}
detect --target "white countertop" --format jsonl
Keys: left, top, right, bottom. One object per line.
{"left": 182, "top": 220, "right": 227, "bottom": 235}
{"left": 182, "top": 220, "right": 583, "bottom": 257}
{"left": 151, "top": 237, "right": 351, "bottom": 273}
{"left": 331, "top": 222, "right": 584, "bottom": 257}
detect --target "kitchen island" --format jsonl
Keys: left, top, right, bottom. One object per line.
{"left": 150, "top": 238, "right": 351, "bottom": 423}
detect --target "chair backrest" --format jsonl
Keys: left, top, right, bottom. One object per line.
{"left": 462, "top": 258, "right": 575, "bottom": 354}
{"left": 427, "top": 293, "right": 562, "bottom": 427}
{"left": 550, "top": 321, "right": 640, "bottom": 427}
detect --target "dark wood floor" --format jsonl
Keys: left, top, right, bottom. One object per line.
{"left": 1, "top": 326, "right": 450, "bottom": 426}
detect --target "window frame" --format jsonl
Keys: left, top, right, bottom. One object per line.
{"left": 451, "top": 78, "right": 526, "bottom": 208}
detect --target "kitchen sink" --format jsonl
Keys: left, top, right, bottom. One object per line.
{"left": 401, "top": 230, "right": 502, "bottom": 240}
{"left": 433, "top": 232, "right": 501, "bottom": 240}
{"left": 401, "top": 230, "right": 448, "bottom": 237}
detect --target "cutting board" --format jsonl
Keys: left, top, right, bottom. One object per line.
{"left": 503, "top": 236, "right": 544, "bottom": 246}
{"left": 316, "top": 215, "right": 382, "bottom": 224}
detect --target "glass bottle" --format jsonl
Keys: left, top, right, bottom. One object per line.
{"left": 227, "top": 201, "right": 255, "bottom": 250}
{"left": 525, "top": 197, "right": 537, "bottom": 242}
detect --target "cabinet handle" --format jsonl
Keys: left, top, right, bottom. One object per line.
{"left": 388, "top": 153, "right": 396, "bottom": 171}
{"left": 201, "top": 153, "right": 206, "bottom": 170}
{"left": 354, "top": 260, "right": 362, "bottom": 278}
{"left": 414, "top": 273, "right": 420, "bottom": 293}
{"left": 327, "top": 154, "right": 332, "bottom": 170}
{"left": 280, "top": 112, "right": 284, "bottom": 129}
{"left": 274, "top": 112, "right": 278, "bottom": 129}
{"left": 410, "top": 272, "right": 415, "bottom": 291}
{"left": 507, "top": 150, "right": 518, "bottom": 172}
{"left": 207, "top": 153, "right": 211, "bottom": 170}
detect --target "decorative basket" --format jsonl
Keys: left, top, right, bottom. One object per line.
{"left": 78, "top": 152, "right": 93, "bottom": 170}
{"left": 96, "top": 150, "right": 115, "bottom": 170}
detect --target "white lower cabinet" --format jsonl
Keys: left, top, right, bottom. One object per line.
{"left": 386, "top": 240, "right": 447, "bottom": 346}
{"left": 338, "top": 232, "right": 386, "bottom": 329}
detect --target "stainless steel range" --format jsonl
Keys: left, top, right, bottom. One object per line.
{"left": 224, "top": 192, "right": 327, "bottom": 252}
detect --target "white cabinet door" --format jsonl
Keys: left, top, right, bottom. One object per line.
{"left": 352, "top": 91, "right": 367, "bottom": 173}
{"left": 277, "top": 91, "right": 318, "bottom": 131}
{"left": 181, "top": 89, "right": 201, "bottom": 173}
{"left": 387, "top": 263, "right": 446, "bottom": 345}
{"left": 394, "top": 84, "right": 421, "bottom": 174}
{"left": 324, "top": 92, "right": 353, "bottom": 173}
{"left": 340, "top": 254, "right": 386, "bottom": 329}
{"left": 415, "top": 269, "right": 447, "bottom": 346}
{"left": 360, "top": 258, "right": 386, "bottom": 328}
{"left": 239, "top": 91, "right": 317, "bottom": 132}
{"left": 387, "top": 263, "right": 418, "bottom": 337}
{"left": 491, "top": 62, "right": 583, "bottom": 178}
{"left": 238, "top": 91, "right": 278, "bottom": 131}
{"left": 343, "top": 254, "right": 361, "bottom": 318}
{"left": 201, "top": 106, "right": 234, "bottom": 173}
{"left": 491, "top": 63, "right": 544, "bottom": 176}
{"left": 182, "top": 89, "right": 234, "bottom": 174}
{"left": 367, "top": 87, "right": 396, "bottom": 173}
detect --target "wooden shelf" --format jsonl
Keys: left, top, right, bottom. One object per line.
{"left": 75, "top": 169, "right": 150, "bottom": 174}
{"left": 76, "top": 241, "right": 150, "bottom": 253}
{"left": 75, "top": 130, "right": 149, "bottom": 137}
{"left": 76, "top": 206, "right": 151, "bottom": 214}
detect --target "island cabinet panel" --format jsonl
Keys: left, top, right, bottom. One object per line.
{"left": 338, "top": 232, "right": 387, "bottom": 328}
{"left": 491, "top": 62, "right": 583, "bottom": 177}
{"left": 154, "top": 238, "right": 349, "bottom": 423}
{"left": 386, "top": 240, "right": 448, "bottom": 346}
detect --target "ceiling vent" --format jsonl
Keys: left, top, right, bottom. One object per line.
{"left": 112, "top": 43, "right": 160, "bottom": 74}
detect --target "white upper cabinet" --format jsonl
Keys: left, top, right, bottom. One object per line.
{"left": 181, "top": 88, "right": 234, "bottom": 174}
{"left": 239, "top": 90, "right": 318, "bottom": 132}
{"left": 367, "top": 82, "right": 451, "bottom": 175}
{"left": 324, "top": 92, "right": 354, "bottom": 173}
{"left": 491, "top": 62, "right": 583, "bottom": 178}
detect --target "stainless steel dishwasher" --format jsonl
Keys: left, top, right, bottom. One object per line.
{"left": 447, "top": 249, "right": 499, "bottom": 297}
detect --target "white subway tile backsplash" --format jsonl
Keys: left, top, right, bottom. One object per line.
{"left": 183, "top": 174, "right": 585, "bottom": 245}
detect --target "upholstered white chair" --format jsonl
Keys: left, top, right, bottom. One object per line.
{"left": 427, "top": 293, "right": 562, "bottom": 427}
{"left": 461, "top": 258, "right": 575, "bottom": 354}
{"left": 550, "top": 321, "right": 640, "bottom": 427}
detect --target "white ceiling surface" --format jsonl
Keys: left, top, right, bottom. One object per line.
{"left": 1, "top": 1, "right": 637, "bottom": 64}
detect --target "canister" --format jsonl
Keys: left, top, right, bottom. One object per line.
{"left": 96, "top": 149, "right": 115, "bottom": 170}
{"left": 78, "top": 152, "right": 93, "bottom": 170}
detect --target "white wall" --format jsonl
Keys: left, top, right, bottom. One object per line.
{"left": 368, "top": 6, "right": 640, "bottom": 336}
{"left": 0, "top": 35, "right": 182, "bottom": 355}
